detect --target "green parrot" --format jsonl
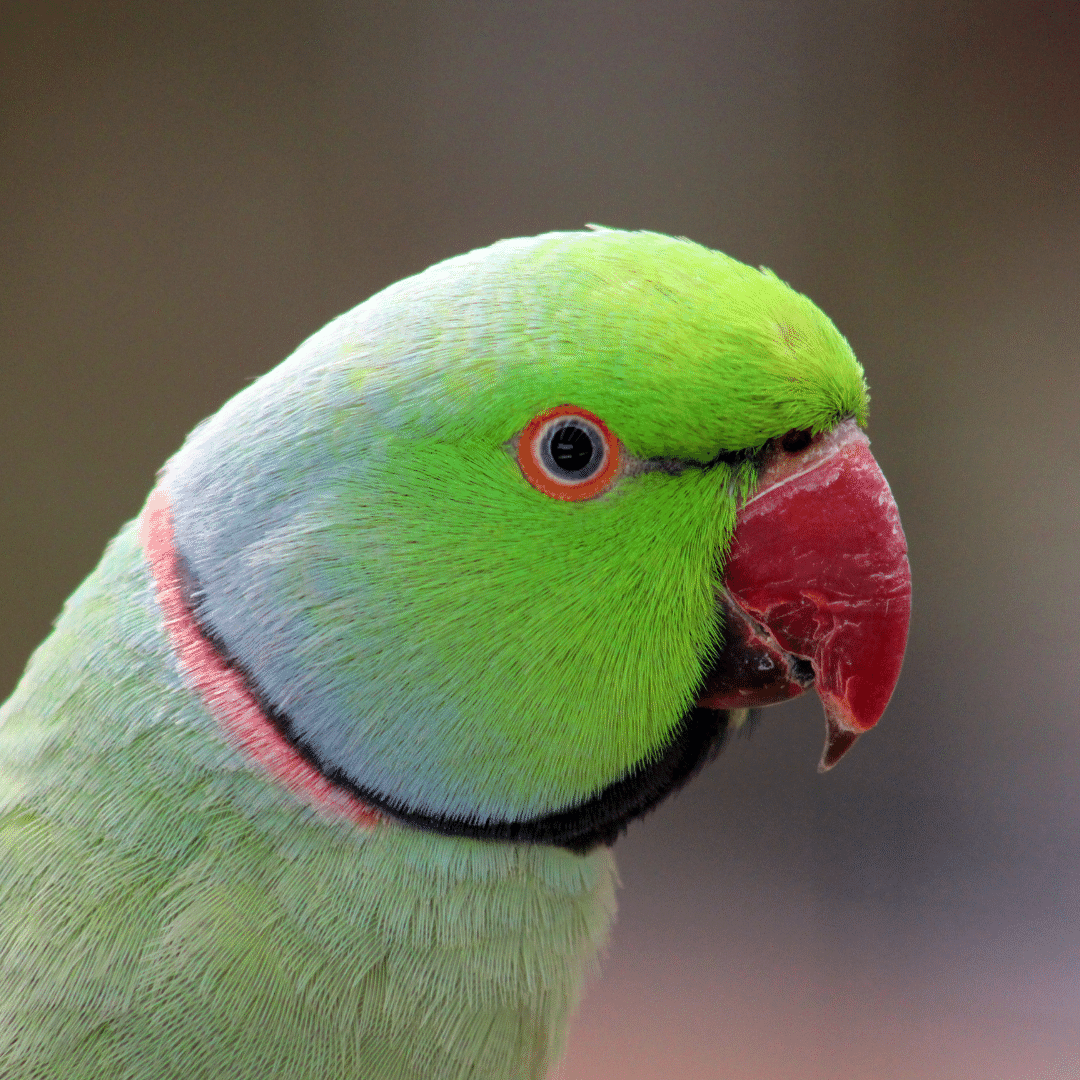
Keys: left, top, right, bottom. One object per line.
{"left": 0, "top": 228, "right": 910, "bottom": 1079}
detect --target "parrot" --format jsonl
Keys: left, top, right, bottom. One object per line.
{"left": 0, "top": 228, "right": 911, "bottom": 1080}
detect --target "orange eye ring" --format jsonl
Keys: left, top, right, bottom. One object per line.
{"left": 518, "top": 404, "right": 622, "bottom": 501}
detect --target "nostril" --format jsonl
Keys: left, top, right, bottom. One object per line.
{"left": 790, "top": 657, "right": 815, "bottom": 684}
{"left": 781, "top": 428, "right": 813, "bottom": 454}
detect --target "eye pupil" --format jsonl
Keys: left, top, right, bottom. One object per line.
{"left": 546, "top": 424, "right": 597, "bottom": 474}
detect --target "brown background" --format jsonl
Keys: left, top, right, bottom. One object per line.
{"left": 2, "top": 3, "right": 1078, "bottom": 1077}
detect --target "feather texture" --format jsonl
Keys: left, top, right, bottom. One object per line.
{"left": 0, "top": 229, "right": 870, "bottom": 1078}
{"left": 0, "top": 524, "right": 616, "bottom": 1078}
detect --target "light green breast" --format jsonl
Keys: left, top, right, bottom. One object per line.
{"left": 0, "top": 521, "right": 617, "bottom": 1080}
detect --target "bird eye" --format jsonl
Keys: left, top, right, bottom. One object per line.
{"left": 518, "top": 405, "right": 621, "bottom": 501}
{"left": 780, "top": 428, "right": 813, "bottom": 454}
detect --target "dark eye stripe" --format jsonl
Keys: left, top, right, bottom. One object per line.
{"left": 708, "top": 445, "right": 764, "bottom": 469}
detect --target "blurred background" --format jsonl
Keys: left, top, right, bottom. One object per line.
{"left": 2, "top": 2, "right": 1078, "bottom": 1077}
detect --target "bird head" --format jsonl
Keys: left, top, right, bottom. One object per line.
{"left": 159, "top": 229, "right": 910, "bottom": 850}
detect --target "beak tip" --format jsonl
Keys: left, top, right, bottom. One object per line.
{"left": 817, "top": 730, "right": 859, "bottom": 772}
{"left": 818, "top": 697, "right": 863, "bottom": 771}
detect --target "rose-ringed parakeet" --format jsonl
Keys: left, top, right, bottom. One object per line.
{"left": 0, "top": 229, "right": 910, "bottom": 1079}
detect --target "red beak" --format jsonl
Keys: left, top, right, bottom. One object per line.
{"left": 696, "top": 419, "right": 911, "bottom": 771}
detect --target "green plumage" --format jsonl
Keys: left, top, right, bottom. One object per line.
{"left": 0, "top": 229, "right": 868, "bottom": 1078}
{"left": 0, "top": 525, "right": 615, "bottom": 1078}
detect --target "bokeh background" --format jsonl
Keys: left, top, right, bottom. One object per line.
{"left": 2, "top": 2, "right": 1078, "bottom": 1077}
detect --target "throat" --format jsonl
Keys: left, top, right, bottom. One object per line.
{"left": 141, "top": 486, "right": 731, "bottom": 853}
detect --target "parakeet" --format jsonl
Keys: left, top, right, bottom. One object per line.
{"left": 0, "top": 229, "right": 911, "bottom": 1079}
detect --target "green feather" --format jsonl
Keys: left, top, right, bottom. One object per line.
{"left": 0, "top": 524, "right": 616, "bottom": 1078}
{"left": 0, "top": 229, "right": 868, "bottom": 1078}
{"left": 161, "top": 228, "right": 867, "bottom": 822}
